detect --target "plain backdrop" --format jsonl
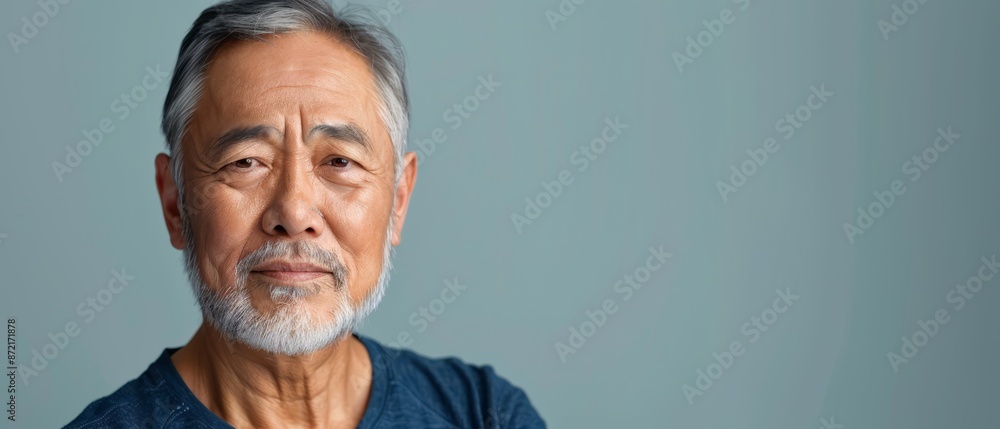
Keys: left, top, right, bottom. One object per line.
{"left": 2, "top": 0, "right": 999, "bottom": 427}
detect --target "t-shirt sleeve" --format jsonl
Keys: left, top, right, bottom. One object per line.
{"left": 482, "top": 366, "right": 547, "bottom": 429}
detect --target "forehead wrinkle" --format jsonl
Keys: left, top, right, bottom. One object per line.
{"left": 260, "top": 63, "right": 360, "bottom": 81}
{"left": 207, "top": 34, "right": 374, "bottom": 103}
{"left": 195, "top": 31, "right": 393, "bottom": 167}
{"left": 220, "top": 38, "right": 371, "bottom": 94}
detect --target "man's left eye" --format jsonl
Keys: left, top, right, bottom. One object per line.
{"left": 329, "top": 157, "right": 351, "bottom": 168}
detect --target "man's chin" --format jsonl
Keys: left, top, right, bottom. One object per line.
{"left": 245, "top": 290, "right": 339, "bottom": 318}
{"left": 212, "top": 303, "right": 356, "bottom": 356}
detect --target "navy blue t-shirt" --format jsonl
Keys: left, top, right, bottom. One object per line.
{"left": 65, "top": 333, "right": 546, "bottom": 428}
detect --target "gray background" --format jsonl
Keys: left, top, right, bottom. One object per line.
{"left": 2, "top": 0, "right": 998, "bottom": 427}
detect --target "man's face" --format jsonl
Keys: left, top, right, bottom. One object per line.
{"left": 154, "top": 31, "right": 416, "bottom": 354}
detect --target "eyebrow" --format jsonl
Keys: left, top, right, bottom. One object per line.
{"left": 307, "top": 123, "right": 373, "bottom": 155}
{"left": 206, "top": 123, "right": 373, "bottom": 161}
{"left": 207, "top": 125, "right": 275, "bottom": 161}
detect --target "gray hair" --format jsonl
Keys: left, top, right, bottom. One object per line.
{"left": 161, "top": 0, "right": 409, "bottom": 205}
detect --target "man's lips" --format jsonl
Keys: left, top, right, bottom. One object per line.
{"left": 253, "top": 271, "right": 329, "bottom": 281}
{"left": 251, "top": 261, "right": 332, "bottom": 282}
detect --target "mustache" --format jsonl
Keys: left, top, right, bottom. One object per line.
{"left": 235, "top": 241, "right": 349, "bottom": 289}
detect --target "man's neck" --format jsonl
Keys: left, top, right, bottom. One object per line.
{"left": 170, "top": 324, "right": 373, "bottom": 428}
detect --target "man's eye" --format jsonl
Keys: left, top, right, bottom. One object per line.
{"left": 329, "top": 157, "right": 351, "bottom": 168}
{"left": 230, "top": 158, "right": 255, "bottom": 169}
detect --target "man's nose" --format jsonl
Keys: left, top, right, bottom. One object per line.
{"left": 261, "top": 161, "right": 325, "bottom": 238}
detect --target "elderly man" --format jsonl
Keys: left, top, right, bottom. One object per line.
{"left": 65, "top": 0, "right": 544, "bottom": 427}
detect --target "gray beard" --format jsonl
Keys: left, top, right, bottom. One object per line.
{"left": 179, "top": 210, "right": 394, "bottom": 356}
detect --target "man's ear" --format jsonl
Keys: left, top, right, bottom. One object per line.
{"left": 390, "top": 152, "right": 418, "bottom": 246}
{"left": 155, "top": 153, "right": 185, "bottom": 250}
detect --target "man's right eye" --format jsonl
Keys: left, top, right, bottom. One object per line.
{"left": 230, "top": 158, "right": 255, "bottom": 169}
